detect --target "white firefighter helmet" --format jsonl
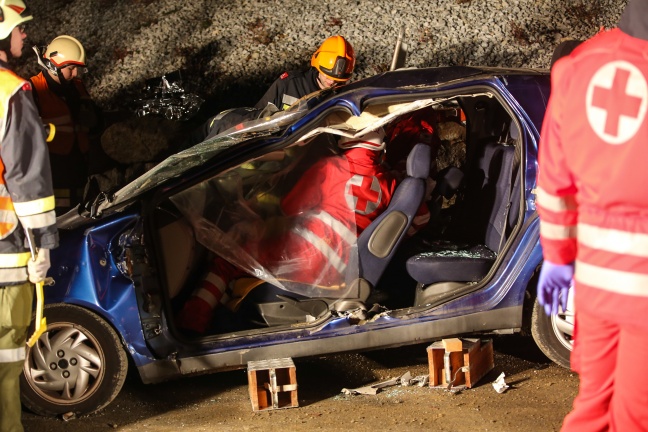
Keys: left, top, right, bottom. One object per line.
{"left": 44, "top": 35, "right": 86, "bottom": 68}
{"left": 338, "top": 129, "right": 386, "bottom": 151}
{"left": 0, "top": 0, "right": 32, "bottom": 40}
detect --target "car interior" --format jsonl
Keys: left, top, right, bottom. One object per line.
{"left": 150, "top": 90, "right": 522, "bottom": 338}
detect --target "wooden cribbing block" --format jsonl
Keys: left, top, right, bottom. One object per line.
{"left": 247, "top": 358, "right": 298, "bottom": 411}
{"left": 427, "top": 338, "right": 494, "bottom": 388}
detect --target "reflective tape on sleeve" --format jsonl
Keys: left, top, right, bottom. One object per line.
{"left": 540, "top": 220, "right": 577, "bottom": 240}
{"left": 536, "top": 187, "right": 577, "bottom": 212}
{"left": 17, "top": 209, "right": 56, "bottom": 229}
{"left": 13, "top": 195, "right": 56, "bottom": 217}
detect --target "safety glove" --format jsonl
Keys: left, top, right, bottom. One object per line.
{"left": 537, "top": 260, "right": 574, "bottom": 316}
{"left": 27, "top": 248, "right": 51, "bottom": 284}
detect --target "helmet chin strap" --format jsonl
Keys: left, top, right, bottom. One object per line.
{"left": 32, "top": 45, "right": 59, "bottom": 76}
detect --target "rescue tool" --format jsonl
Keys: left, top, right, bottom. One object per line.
{"left": 26, "top": 280, "right": 46, "bottom": 347}
{"left": 25, "top": 228, "right": 53, "bottom": 347}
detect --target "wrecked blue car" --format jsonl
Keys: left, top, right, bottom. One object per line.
{"left": 20, "top": 66, "right": 573, "bottom": 417}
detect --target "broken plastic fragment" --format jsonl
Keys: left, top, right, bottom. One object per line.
{"left": 399, "top": 371, "right": 412, "bottom": 386}
{"left": 341, "top": 376, "right": 402, "bottom": 395}
{"left": 492, "top": 372, "right": 509, "bottom": 393}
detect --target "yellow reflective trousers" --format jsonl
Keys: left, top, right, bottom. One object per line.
{"left": 0, "top": 282, "right": 33, "bottom": 432}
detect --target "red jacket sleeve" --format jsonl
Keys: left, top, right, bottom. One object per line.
{"left": 536, "top": 58, "right": 578, "bottom": 265}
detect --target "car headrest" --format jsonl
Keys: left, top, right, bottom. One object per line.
{"left": 406, "top": 143, "right": 431, "bottom": 179}
{"left": 509, "top": 122, "right": 520, "bottom": 141}
{"left": 435, "top": 166, "right": 464, "bottom": 199}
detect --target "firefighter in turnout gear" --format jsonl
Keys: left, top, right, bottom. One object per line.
{"left": 176, "top": 129, "right": 396, "bottom": 334}
{"left": 0, "top": 1, "right": 58, "bottom": 430}
{"left": 254, "top": 35, "right": 355, "bottom": 111}
{"left": 186, "top": 36, "right": 355, "bottom": 147}
{"left": 30, "top": 35, "right": 104, "bottom": 214}
{"left": 536, "top": 0, "right": 648, "bottom": 430}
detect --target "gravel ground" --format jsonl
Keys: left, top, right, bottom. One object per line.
{"left": 23, "top": 336, "right": 579, "bottom": 432}
{"left": 15, "top": 0, "right": 627, "bottom": 115}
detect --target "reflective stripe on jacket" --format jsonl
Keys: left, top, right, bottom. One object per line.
{"left": 0, "top": 66, "right": 57, "bottom": 284}
{"left": 537, "top": 28, "right": 648, "bottom": 323}
{"left": 279, "top": 148, "right": 396, "bottom": 282}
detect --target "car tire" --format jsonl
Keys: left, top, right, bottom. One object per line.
{"left": 20, "top": 304, "right": 128, "bottom": 417}
{"left": 530, "top": 298, "right": 572, "bottom": 369}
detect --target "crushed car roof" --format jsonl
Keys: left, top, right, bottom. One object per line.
{"left": 86, "top": 66, "right": 547, "bottom": 220}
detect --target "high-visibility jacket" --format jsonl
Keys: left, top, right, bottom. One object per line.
{"left": 30, "top": 72, "right": 99, "bottom": 211}
{"left": 0, "top": 64, "right": 57, "bottom": 284}
{"left": 537, "top": 28, "right": 648, "bottom": 324}
{"left": 29, "top": 71, "right": 91, "bottom": 155}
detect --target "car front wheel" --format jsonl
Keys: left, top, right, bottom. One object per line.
{"left": 530, "top": 287, "right": 574, "bottom": 369}
{"left": 20, "top": 304, "right": 128, "bottom": 417}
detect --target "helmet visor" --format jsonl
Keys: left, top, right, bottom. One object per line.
{"left": 318, "top": 54, "right": 354, "bottom": 81}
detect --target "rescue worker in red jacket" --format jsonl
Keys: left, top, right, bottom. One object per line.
{"left": 254, "top": 35, "right": 355, "bottom": 111}
{"left": 29, "top": 35, "right": 104, "bottom": 214}
{"left": 177, "top": 129, "right": 396, "bottom": 334}
{"left": 0, "top": 2, "right": 58, "bottom": 430}
{"left": 536, "top": 1, "right": 648, "bottom": 430}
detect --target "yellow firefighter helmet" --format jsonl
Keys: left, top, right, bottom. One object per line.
{"left": 310, "top": 35, "right": 355, "bottom": 82}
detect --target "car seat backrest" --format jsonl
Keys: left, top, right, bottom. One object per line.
{"left": 505, "top": 121, "right": 522, "bottom": 236}
{"left": 348, "top": 143, "right": 431, "bottom": 290}
{"left": 159, "top": 217, "right": 200, "bottom": 299}
{"left": 483, "top": 144, "right": 515, "bottom": 253}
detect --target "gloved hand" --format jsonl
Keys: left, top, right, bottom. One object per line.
{"left": 27, "top": 248, "right": 50, "bottom": 284}
{"left": 537, "top": 260, "right": 574, "bottom": 316}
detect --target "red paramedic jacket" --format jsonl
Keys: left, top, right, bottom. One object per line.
{"left": 537, "top": 28, "right": 648, "bottom": 325}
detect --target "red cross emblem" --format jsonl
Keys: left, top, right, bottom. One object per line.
{"left": 586, "top": 61, "right": 647, "bottom": 145}
{"left": 345, "top": 175, "right": 382, "bottom": 215}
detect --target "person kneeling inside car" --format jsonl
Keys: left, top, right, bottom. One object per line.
{"left": 176, "top": 129, "right": 402, "bottom": 334}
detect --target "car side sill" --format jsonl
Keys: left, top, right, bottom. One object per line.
{"left": 137, "top": 305, "right": 522, "bottom": 384}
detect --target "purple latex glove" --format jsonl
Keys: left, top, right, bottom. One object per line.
{"left": 537, "top": 261, "right": 574, "bottom": 316}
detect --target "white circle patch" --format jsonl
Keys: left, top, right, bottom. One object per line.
{"left": 585, "top": 60, "right": 648, "bottom": 145}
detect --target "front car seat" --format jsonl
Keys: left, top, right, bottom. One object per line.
{"left": 249, "top": 142, "right": 432, "bottom": 325}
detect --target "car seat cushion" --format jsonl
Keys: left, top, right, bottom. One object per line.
{"left": 406, "top": 244, "right": 496, "bottom": 285}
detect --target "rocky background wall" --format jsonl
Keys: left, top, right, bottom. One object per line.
{"left": 16, "top": 0, "right": 627, "bottom": 112}
{"left": 11, "top": 0, "right": 628, "bottom": 176}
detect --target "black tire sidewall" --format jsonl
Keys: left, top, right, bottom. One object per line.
{"left": 20, "top": 303, "right": 128, "bottom": 417}
{"left": 530, "top": 298, "right": 571, "bottom": 369}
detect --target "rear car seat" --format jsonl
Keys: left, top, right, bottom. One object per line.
{"left": 407, "top": 141, "right": 516, "bottom": 304}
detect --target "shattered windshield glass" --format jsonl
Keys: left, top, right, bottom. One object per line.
{"left": 97, "top": 103, "right": 312, "bottom": 214}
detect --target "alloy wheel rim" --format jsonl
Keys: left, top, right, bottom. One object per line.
{"left": 24, "top": 322, "right": 105, "bottom": 405}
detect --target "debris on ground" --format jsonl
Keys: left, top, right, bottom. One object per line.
{"left": 492, "top": 372, "right": 510, "bottom": 393}
{"left": 341, "top": 371, "right": 428, "bottom": 395}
